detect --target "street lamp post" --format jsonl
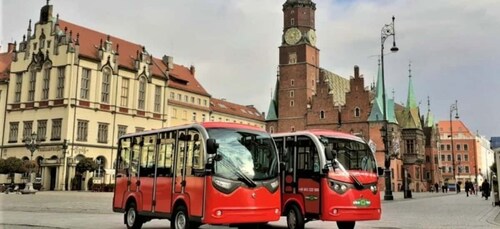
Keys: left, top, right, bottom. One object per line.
{"left": 24, "top": 132, "right": 40, "bottom": 191}
{"left": 450, "top": 100, "right": 459, "bottom": 192}
{"left": 381, "top": 16, "right": 399, "bottom": 201}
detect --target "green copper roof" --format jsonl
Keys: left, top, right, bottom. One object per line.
{"left": 425, "top": 97, "right": 435, "bottom": 127}
{"left": 406, "top": 67, "right": 417, "bottom": 109}
{"left": 368, "top": 61, "right": 398, "bottom": 124}
{"left": 266, "top": 81, "right": 279, "bottom": 121}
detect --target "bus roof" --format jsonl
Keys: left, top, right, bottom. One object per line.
{"left": 120, "top": 122, "right": 266, "bottom": 139}
{"left": 272, "top": 129, "right": 365, "bottom": 143}
{"left": 201, "top": 122, "right": 265, "bottom": 132}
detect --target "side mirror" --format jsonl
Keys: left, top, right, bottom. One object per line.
{"left": 377, "top": 167, "right": 384, "bottom": 176}
{"left": 207, "top": 138, "right": 218, "bottom": 155}
{"left": 325, "top": 148, "right": 335, "bottom": 161}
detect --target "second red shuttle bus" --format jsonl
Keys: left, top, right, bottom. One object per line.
{"left": 112, "top": 122, "right": 281, "bottom": 229}
{"left": 272, "top": 130, "right": 382, "bottom": 229}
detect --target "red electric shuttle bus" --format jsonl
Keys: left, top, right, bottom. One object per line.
{"left": 112, "top": 122, "right": 281, "bottom": 229}
{"left": 272, "top": 130, "right": 382, "bottom": 229}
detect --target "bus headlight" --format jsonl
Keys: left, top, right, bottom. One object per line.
{"left": 262, "top": 178, "right": 280, "bottom": 193}
{"left": 329, "top": 180, "right": 349, "bottom": 195}
{"left": 212, "top": 176, "right": 240, "bottom": 194}
{"left": 370, "top": 185, "right": 378, "bottom": 194}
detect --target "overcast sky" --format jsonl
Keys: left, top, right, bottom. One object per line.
{"left": 2, "top": 0, "right": 499, "bottom": 138}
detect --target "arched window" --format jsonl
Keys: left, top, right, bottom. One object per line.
{"left": 101, "top": 68, "right": 111, "bottom": 103}
{"left": 28, "top": 69, "right": 36, "bottom": 101}
{"left": 138, "top": 76, "right": 146, "bottom": 110}
{"left": 290, "top": 100, "right": 294, "bottom": 107}
{"left": 354, "top": 107, "right": 361, "bottom": 117}
{"left": 269, "top": 126, "right": 274, "bottom": 133}
{"left": 320, "top": 110, "right": 325, "bottom": 119}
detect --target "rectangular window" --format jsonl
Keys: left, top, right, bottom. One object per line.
{"left": 101, "top": 69, "right": 111, "bottom": 103}
{"left": 154, "top": 85, "right": 161, "bottom": 112}
{"left": 192, "top": 112, "right": 197, "bottom": 121}
{"left": 15, "top": 73, "right": 22, "bottom": 102}
{"left": 51, "top": 119, "right": 62, "bottom": 140}
{"left": 42, "top": 68, "right": 50, "bottom": 100}
{"left": 28, "top": 71, "right": 36, "bottom": 101}
{"left": 76, "top": 120, "right": 88, "bottom": 142}
{"left": 135, "top": 127, "right": 144, "bottom": 133}
{"left": 446, "top": 144, "right": 450, "bottom": 151}
{"left": 80, "top": 68, "right": 91, "bottom": 99}
{"left": 23, "top": 121, "right": 33, "bottom": 140}
{"left": 190, "top": 96, "right": 195, "bottom": 103}
{"left": 447, "top": 154, "right": 451, "bottom": 161}
{"left": 464, "top": 154, "right": 469, "bottom": 161}
{"left": 204, "top": 100, "right": 207, "bottom": 106}
{"left": 138, "top": 78, "right": 146, "bottom": 110}
{"left": 97, "top": 123, "right": 109, "bottom": 143}
{"left": 464, "top": 144, "right": 468, "bottom": 151}
{"left": 37, "top": 120, "right": 47, "bottom": 141}
{"left": 197, "top": 98, "right": 201, "bottom": 105}
{"left": 172, "top": 108, "right": 177, "bottom": 118}
{"left": 184, "top": 95, "right": 188, "bottom": 102}
{"left": 118, "top": 125, "right": 127, "bottom": 138}
{"left": 441, "top": 154, "right": 445, "bottom": 162}
{"left": 177, "top": 94, "right": 182, "bottom": 100}
{"left": 9, "top": 122, "right": 19, "bottom": 142}
{"left": 465, "top": 166, "right": 470, "bottom": 173}
{"left": 121, "top": 78, "right": 129, "bottom": 107}
{"left": 202, "top": 114, "right": 206, "bottom": 122}
{"left": 56, "top": 67, "right": 65, "bottom": 98}
{"left": 440, "top": 144, "right": 444, "bottom": 151}
{"left": 456, "top": 144, "right": 461, "bottom": 151}
{"left": 170, "top": 92, "right": 175, "bottom": 99}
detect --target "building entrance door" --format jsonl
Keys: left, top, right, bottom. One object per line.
{"left": 50, "top": 167, "right": 56, "bottom": 190}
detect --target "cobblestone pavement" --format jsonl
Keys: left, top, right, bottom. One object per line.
{"left": 0, "top": 191, "right": 499, "bottom": 228}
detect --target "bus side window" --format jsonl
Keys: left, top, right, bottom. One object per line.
{"left": 158, "top": 131, "right": 174, "bottom": 177}
{"left": 140, "top": 135, "right": 156, "bottom": 177}
{"left": 297, "top": 136, "right": 317, "bottom": 174}
{"left": 117, "top": 138, "right": 132, "bottom": 177}
{"left": 131, "top": 137, "right": 141, "bottom": 177}
{"left": 176, "top": 130, "right": 187, "bottom": 176}
{"left": 190, "top": 131, "right": 204, "bottom": 176}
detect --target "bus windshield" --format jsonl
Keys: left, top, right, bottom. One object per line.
{"left": 207, "top": 128, "right": 278, "bottom": 182}
{"left": 320, "top": 136, "right": 377, "bottom": 173}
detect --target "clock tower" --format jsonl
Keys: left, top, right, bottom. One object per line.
{"left": 277, "top": 0, "right": 319, "bottom": 132}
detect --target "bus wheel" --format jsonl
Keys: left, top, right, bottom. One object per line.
{"left": 286, "top": 205, "right": 304, "bottom": 229}
{"left": 125, "top": 202, "right": 143, "bottom": 229}
{"left": 337, "top": 221, "right": 355, "bottom": 229}
{"left": 171, "top": 205, "right": 190, "bottom": 229}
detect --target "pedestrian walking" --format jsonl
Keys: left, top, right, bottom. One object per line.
{"left": 481, "top": 179, "right": 491, "bottom": 200}
{"left": 464, "top": 180, "right": 471, "bottom": 197}
{"left": 434, "top": 183, "right": 439, "bottom": 194}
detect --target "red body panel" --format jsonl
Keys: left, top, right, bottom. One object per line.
{"left": 203, "top": 176, "right": 281, "bottom": 224}
{"left": 184, "top": 176, "right": 205, "bottom": 217}
{"left": 140, "top": 178, "right": 154, "bottom": 212}
{"left": 154, "top": 177, "right": 173, "bottom": 213}
{"left": 321, "top": 172, "right": 381, "bottom": 221}
{"left": 113, "top": 176, "right": 128, "bottom": 209}
{"left": 297, "top": 179, "right": 320, "bottom": 214}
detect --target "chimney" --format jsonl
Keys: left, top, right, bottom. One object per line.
{"left": 354, "top": 65, "right": 359, "bottom": 78}
{"left": 162, "top": 55, "right": 174, "bottom": 70}
{"left": 7, "top": 43, "right": 16, "bottom": 53}
{"left": 190, "top": 65, "right": 196, "bottom": 75}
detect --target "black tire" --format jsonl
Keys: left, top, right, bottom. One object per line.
{"left": 286, "top": 204, "right": 304, "bottom": 229}
{"left": 337, "top": 221, "right": 355, "bottom": 229}
{"left": 171, "top": 205, "right": 191, "bottom": 229}
{"left": 125, "top": 202, "right": 143, "bottom": 229}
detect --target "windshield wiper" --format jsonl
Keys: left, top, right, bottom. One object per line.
{"left": 218, "top": 157, "right": 257, "bottom": 188}
{"left": 334, "top": 158, "right": 363, "bottom": 189}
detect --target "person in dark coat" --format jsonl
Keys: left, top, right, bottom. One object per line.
{"left": 465, "top": 180, "right": 471, "bottom": 197}
{"left": 481, "top": 179, "right": 491, "bottom": 200}
{"left": 434, "top": 183, "right": 439, "bottom": 194}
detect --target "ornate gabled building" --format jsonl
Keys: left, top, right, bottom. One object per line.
{"left": 422, "top": 98, "right": 442, "bottom": 190}
{"left": 266, "top": 0, "right": 441, "bottom": 193}
{"left": 395, "top": 66, "right": 426, "bottom": 192}
{"left": 0, "top": 2, "right": 265, "bottom": 191}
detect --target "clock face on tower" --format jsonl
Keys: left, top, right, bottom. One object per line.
{"left": 284, "top": 27, "right": 302, "bottom": 45}
{"left": 307, "top": 29, "right": 317, "bottom": 46}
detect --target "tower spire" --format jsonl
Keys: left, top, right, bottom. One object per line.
{"left": 406, "top": 61, "right": 417, "bottom": 109}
